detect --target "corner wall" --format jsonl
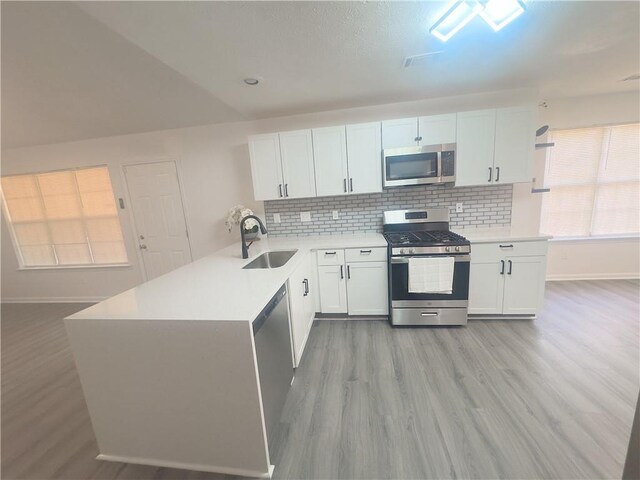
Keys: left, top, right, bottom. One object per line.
{"left": 512, "top": 91, "right": 640, "bottom": 280}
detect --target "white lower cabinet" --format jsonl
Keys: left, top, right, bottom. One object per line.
{"left": 469, "top": 240, "right": 548, "bottom": 316}
{"left": 288, "top": 253, "right": 316, "bottom": 366}
{"left": 346, "top": 261, "right": 388, "bottom": 315}
{"left": 317, "top": 248, "right": 388, "bottom": 316}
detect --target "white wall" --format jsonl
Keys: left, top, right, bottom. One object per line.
{"left": 511, "top": 91, "right": 640, "bottom": 280}
{"left": 4, "top": 87, "right": 636, "bottom": 301}
{"left": 2, "top": 88, "right": 538, "bottom": 301}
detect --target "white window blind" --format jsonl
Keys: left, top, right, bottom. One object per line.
{"left": 1, "top": 166, "right": 128, "bottom": 267}
{"left": 540, "top": 124, "right": 640, "bottom": 238}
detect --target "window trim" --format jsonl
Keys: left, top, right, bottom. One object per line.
{"left": 1, "top": 165, "right": 130, "bottom": 270}
{"left": 541, "top": 123, "right": 640, "bottom": 240}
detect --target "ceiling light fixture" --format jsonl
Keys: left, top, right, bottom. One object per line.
{"left": 479, "top": 0, "right": 526, "bottom": 31}
{"left": 429, "top": 0, "right": 483, "bottom": 42}
{"left": 243, "top": 78, "right": 260, "bottom": 86}
{"left": 429, "top": 0, "right": 526, "bottom": 41}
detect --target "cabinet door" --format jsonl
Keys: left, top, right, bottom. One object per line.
{"left": 418, "top": 113, "right": 457, "bottom": 145}
{"left": 494, "top": 105, "right": 536, "bottom": 184}
{"left": 248, "top": 133, "right": 284, "bottom": 201}
{"left": 346, "top": 122, "right": 383, "bottom": 194}
{"left": 313, "top": 126, "right": 348, "bottom": 197}
{"left": 346, "top": 262, "right": 388, "bottom": 315}
{"left": 317, "top": 265, "right": 348, "bottom": 314}
{"left": 279, "top": 130, "right": 317, "bottom": 199}
{"left": 288, "top": 254, "right": 315, "bottom": 367}
{"left": 381, "top": 118, "right": 419, "bottom": 149}
{"left": 455, "top": 109, "right": 497, "bottom": 187}
{"left": 502, "top": 256, "right": 547, "bottom": 315}
{"left": 468, "top": 260, "right": 504, "bottom": 314}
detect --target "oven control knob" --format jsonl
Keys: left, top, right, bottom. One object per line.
{"left": 455, "top": 246, "right": 460, "bottom": 252}
{"left": 409, "top": 248, "right": 416, "bottom": 254}
{"left": 445, "top": 246, "right": 451, "bottom": 252}
{"left": 400, "top": 248, "right": 406, "bottom": 255}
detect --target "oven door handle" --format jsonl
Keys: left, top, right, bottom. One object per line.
{"left": 391, "top": 255, "right": 470, "bottom": 263}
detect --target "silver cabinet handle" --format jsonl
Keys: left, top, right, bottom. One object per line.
{"left": 495, "top": 166, "right": 500, "bottom": 182}
{"left": 507, "top": 260, "right": 513, "bottom": 275}
{"left": 488, "top": 167, "right": 493, "bottom": 182}
{"left": 343, "top": 178, "right": 347, "bottom": 192}
{"left": 360, "top": 249, "right": 372, "bottom": 254}
{"left": 499, "top": 244, "right": 514, "bottom": 248}
{"left": 421, "top": 312, "right": 438, "bottom": 317}
{"left": 302, "top": 278, "right": 309, "bottom": 296}
{"left": 349, "top": 178, "right": 353, "bottom": 192}
{"left": 284, "top": 184, "right": 289, "bottom": 197}
{"left": 347, "top": 265, "right": 351, "bottom": 279}
{"left": 325, "top": 251, "right": 337, "bottom": 255}
{"left": 340, "top": 265, "right": 344, "bottom": 279}
{"left": 500, "top": 260, "right": 505, "bottom": 275}
{"left": 278, "top": 184, "right": 283, "bottom": 198}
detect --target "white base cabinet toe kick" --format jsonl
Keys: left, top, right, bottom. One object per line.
{"left": 468, "top": 239, "right": 548, "bottom": 318}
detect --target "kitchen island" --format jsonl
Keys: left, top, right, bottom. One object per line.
{"left": 64, "top": 234, "right": 386, "bottom": 478}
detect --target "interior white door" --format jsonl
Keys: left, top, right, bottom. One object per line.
{"left": 124, "top": 161, "right": 192, "bottom": 280}
{"left": 346, "top": 262, "right": 388, "bottom": 315}
{"left": 494, "top": 105, "right": 536, "bottom": 184}
{"left": 313, "top": 126, "right": 348, "bottom": 197}
{"left": 502, "top": 256, "right": 547, "bottom": 315}
{"left": 381, "top": 118, "right": 419, "bottom": 149}
{"left": 456, "top": 109, "right": 497, "bottom": 187}
{"left": 418, "top": 113, "right": 457, "bottom": 145}
{"left": 248, "top": 133, "right": 284, "bottom": 201}
{"left": 346, "top": 122, "right": 383, "bottom": 194}
{"left": 279, "top": 130, "right": 316, "bottom": 199}
{"left": 468, "top": 260, "right": 504, "bottom": 314}
{"left": 317, "top": 265, "right": 348, "bottom": 314}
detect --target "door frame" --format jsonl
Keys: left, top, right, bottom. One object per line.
{"left": 120, "top": 158, "right": 193, "bottom": 282}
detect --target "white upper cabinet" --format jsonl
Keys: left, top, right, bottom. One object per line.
{"left": 493, "top": 105, "right": 536, "bottom": 184}
{"left": 279, "top": 130, "right": 317, "bottom": 199}
{"left": 381, "top": 118, "right": 419, "bottom": 149}
{"left": 248, "top": 133, "right": 284, "bottom": 201}
{"left": 455, "top": 109, "right": 497, "bottom": 187}
{"left": 313, "top": 126, "right": 348, "bottom": 197}
{"left": 346, "top": 122, "right": 382, "bottom": 194}
{"left": 418, "top": 113, "right": 457, "bottom": 145}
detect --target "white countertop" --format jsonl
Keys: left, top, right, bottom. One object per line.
{"left": 66, "top": 234, "right": 386, "bottom": 323}
{"left": 454, "top": 227, "right": 552, "bottom": 243}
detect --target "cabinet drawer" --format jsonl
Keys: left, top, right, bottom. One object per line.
{"left": 345, "top": 247, "right": 387, "bottom": 263}
{"left": 317, "top": 249, "right": 345, "bottom": 266}
{"left": 471, "top": 240, "right": 548, "bottom": 262}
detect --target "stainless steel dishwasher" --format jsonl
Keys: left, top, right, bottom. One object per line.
{"left": 253, "top": 284, "right": 294, "bottom": 458}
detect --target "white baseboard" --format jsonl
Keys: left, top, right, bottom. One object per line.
{"left": 546, "top": 273, "right": 640, "bottom": 281}
{"left": 1, "top": 296, "right": 106, "bottom": 303}
{"left": 96, "top": 454, "right": 272, "bottom": 478}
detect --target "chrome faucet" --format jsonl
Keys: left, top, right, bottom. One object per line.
{"left": 240, "top": 215, "right": 268, "bottom": 259}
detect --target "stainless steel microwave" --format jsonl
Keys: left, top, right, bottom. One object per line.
{"left": 382, "top": 143, "right": 456, "bottom": 187}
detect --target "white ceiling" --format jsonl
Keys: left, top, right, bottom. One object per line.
{"left": 3, "top": 1, "right": 639, "bottom": 149}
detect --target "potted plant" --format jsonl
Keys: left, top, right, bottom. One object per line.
{"left": 225, "top": 205, "right": 260, "bottom": 240}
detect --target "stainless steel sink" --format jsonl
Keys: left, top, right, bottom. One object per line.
{"left": 242, "top": 250, "right": 297, "bottom": 269}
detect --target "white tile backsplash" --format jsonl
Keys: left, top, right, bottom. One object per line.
{"left": 264, "top": 184, "right": 512, "bottom": 236}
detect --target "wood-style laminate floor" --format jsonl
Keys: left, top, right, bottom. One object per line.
{"left": 2, "top": 280, "right": 639, "bottom": 480}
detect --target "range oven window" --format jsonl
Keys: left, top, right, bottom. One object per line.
{"left": 391, "top": 258, "right": 470, "bottom": 301}
{"left": 386, "top": 152, "right": 438, "bottom": 181}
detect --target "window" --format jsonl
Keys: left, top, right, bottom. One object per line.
{"left": 540, "top": 124, "right": 640, "bottom": 238}
{"left": 1, "top": 166, "right": 128, "bottom": 267}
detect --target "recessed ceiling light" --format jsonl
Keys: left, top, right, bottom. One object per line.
{"left": 243, "top": 78, "right": 260, "bottom": 86}
{"left": 622, "top": 74, "right": 640, "bottom": 82}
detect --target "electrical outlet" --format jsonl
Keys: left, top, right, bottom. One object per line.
{"left": 300, "top": 211, "right": 311, "bottom": 222}
{"left": 456, "top": 203, "right": 463, "bottom": 213}
{"left": 273, "top": 213, "right": 281, "bottom": 224}
{"left": 332, "top": 210, "right": 339, "bottom": 220}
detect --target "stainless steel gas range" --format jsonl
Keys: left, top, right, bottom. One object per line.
{"left": 383, "top": 208, "right": 470, "bottom": 326}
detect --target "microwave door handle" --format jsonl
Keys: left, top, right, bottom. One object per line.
{"left": 437, "top": 151, "right": 443, "bottom": 181}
